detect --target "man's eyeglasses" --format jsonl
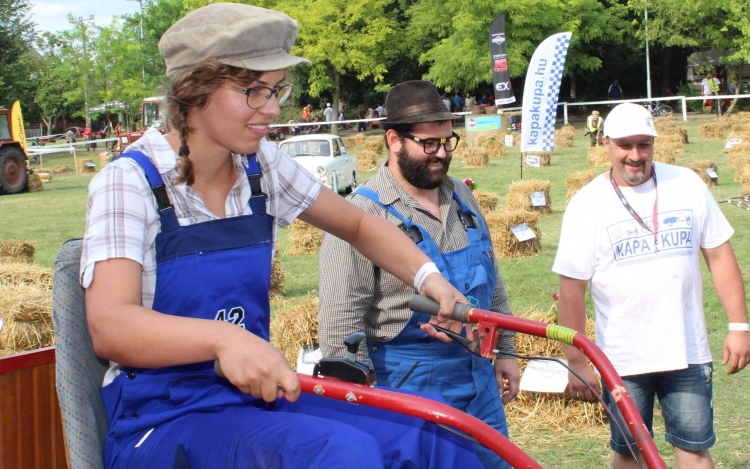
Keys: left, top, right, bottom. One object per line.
{"left": 229, "top": 83, "right": 293, "bottom": 109}
{"left": 401, "top": 131, "right": 460, "bottom": 154}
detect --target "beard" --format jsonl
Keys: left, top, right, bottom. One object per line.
{"left": 617, "top": 159, "right": 650, "bottom": 185}
{"left": 396, "top": 145, "right": 452, "bottom": 189}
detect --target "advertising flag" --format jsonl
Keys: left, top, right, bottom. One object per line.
{"left": 489, "top": 15, "right": 515, "bottom": 105}
{"left": 520, "top": 33, "right": 572, "bottom": 153}
{"left": 10, "top": 100, "right": 27, "bottom": 154}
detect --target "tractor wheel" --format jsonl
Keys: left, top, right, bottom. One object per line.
{"left": 0, "top": 146, "right": 28, "bottom": 195}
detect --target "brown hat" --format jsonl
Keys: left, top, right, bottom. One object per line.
{"left": 159, "top": 3, "right": 311, "bottom": 79}
{"left": 381, "top": 80, "right": 459, "bottom": 129}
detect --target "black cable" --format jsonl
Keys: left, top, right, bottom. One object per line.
{"left": 494, "top": 351, "right": 644, "bottom": 469}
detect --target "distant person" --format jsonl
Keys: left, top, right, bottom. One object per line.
{"left": 376, "top": 103, "right": 384, "bottom": 117}
{"left": 310, "top": 117, "right": 321, "bottom": 134}
{"left": 65, "top": 129, "right": 75, "bottom": 144}
{"left": 701, "top": 73, "right": 721, "bottom": 114}
{"left": 323, "top": 103, "right": 334, "bottom": 129}
{"left": 608, "top": 80, "right": 623, "bottom": 100}
{"left": 442, "top": 94, "right": 451, "bottom": 110}
{"left": 478, "top": 94, "right": 489, "bottom": 105}
{"left": 357, "top": 105, "right": 367, "bottom": 132}
{"left": 301, "top": 104, "right": 312, "bottom": 122}
{"left": 586, "top": 110, "right": 603, "bottom": 147}
{"left": 452, "top": 92, "right": 464, "bottom": 112}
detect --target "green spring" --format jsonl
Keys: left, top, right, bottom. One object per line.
{"left": 546, "top": 324, "right": 577, "bottom": 345}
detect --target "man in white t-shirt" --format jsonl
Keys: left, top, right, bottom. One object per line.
{"left": 553, "top": 103, "right": 749, "bottom": 469}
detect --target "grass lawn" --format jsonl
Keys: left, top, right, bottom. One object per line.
{"left": 2, "top": 114, "right": 749, "bottom": 467}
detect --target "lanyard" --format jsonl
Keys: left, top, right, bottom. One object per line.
{"left": 609, "top": 166, "right": 659, "bottom": 249}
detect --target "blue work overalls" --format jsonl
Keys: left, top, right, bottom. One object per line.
{"left": 356, "top": 187, "right": 511, "bottom": 469}
{"left": 100, "top": 152, "right": 483, "bottom": 469}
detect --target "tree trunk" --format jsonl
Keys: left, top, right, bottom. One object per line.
{"left": 569, "top": 68, "right": 577, "bottom": 99}
{"left": 661, "top": 48, "right": 672, "bottom": 95}
{"left": 41, "top": 116, "right": 51, "bottom": 135}
{"left": 332, "top": 70, "right": 341, "bottom": 136}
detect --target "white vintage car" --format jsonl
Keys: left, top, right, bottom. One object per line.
{"left": 278, "top": 134, "right": 358, "bottom": 193}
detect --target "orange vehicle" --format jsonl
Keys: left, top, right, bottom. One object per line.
{"left": 115, "top": 96, "right": 166, "bottom": 153}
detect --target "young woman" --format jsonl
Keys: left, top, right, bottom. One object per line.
{"left": 81, "top": 4, "right": 481, "bottom": 469}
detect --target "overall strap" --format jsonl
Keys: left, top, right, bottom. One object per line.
{"left": 117, "top": 151, "right": 180, "bottom": 233}
{"left": 245, "top": 153, "right": 267, "bottom": 216}
{"left": 452, "top": 191, "right": 493, "bottom": 252}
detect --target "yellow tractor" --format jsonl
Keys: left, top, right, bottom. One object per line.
{"left": 0, "top": 101, "right": 29, "bottom": 195}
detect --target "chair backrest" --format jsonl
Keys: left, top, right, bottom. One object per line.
{"left": 52, "top": 238, "right": 108, "bottom": 469}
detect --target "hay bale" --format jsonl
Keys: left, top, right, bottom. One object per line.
{"left": 507, "top": 179, "right": 552, "bottom": 214}
{"left": 454, "top": 128, "right": 466, "bottom": 141}
{"left": 479, "top": 136, "right": 505, "bottom": 158}
{"left": 351, "top": 133, "right": 366, "bottom": 146}
{"left": 698, "top": 123, "right": 725, "bottom": 140}
{"left": 653, "top": 116, "right": 677, "bottom": 131}
{"left": 50, "top": 164, "right": 73, "bottom": 174}
{"left": 586, "top": 147, "right": 610, "bottom": 168}
{"left": 0, "top": 262, "right": 53, "bottom": 289}
{"left": 727, "top": 142, "right": 750, "bottom": 167}
{"left": 26, "top": 171, "right": 44, "bottom": 192}
{"left": 729, "top": 112, "right": 750, "bottom": 127}
{"left": 365, "top": 136, "right": 384, "bottom": 154}
{"left": 652, "top": 145, "right": 676, "bottom": 165}
{"left": 270, "top": 254, "right": 285, "bottom": 296}
{"left": 473, "top": 190, "right": 499, "bottom": 215}
{"left": 554, "top": 125, "right": 576, "bottom": 148}
{"left": 505, "top": 309, "right": 605, "bottom": 430}
{"left": 99, "top": 152, "right": 112, "bottom": 168}
{"left": 687, "top": 160, "right": 718, "bottom": 186}
{"left": 287, "top": 219, "right": 324, "bottom": 255}
{"left": 357, "top": 150, "right": 378, "bottom": 172}
{"left": 512, "top": 132, "right": 522, "bottom": 148}
{"left": 565, "top": 170, "right": 600, "bottom": 200}
{"left": 343, "top": 136, "right": 358, "bottom": 151}
{"left": 464, "top": 148, "right": 490, "bottom": 168}
{"left": 735, "top": 161, "right": 750, "bottom": 183}
{"left": 270, "top": 295, "right": 318, "bottom": 368}
{"left": 743, "top": 182, "right": 750, "bottom": 198}
{"left": 0, "top": 283, "right": 54, "bottom": 353}
{"left": 729, "top": 128, "right": 750, "bottom": 141}
{"left": 0, "top": 240, "right": 35, "bottom": 264}
{"left": 76, "top": 159, "right": 97, "bottom": 173}
{"left": 485, "top": 105, "right": 498, "bottom": 115}
{"left": 485, "top": 210, "right": 542, "bottom": 259}
{"left": 524, "top": 152, "right": 552, "bottom": 167}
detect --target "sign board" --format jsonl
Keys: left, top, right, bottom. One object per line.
{"left": 706, "top": 167, "right": 718, "bottom": 179}
{"left": 530, "top": 191, "right": 546, "bottom": 207}
{"left": 519, "top": 359, "right": 570, "bottom": 393}
{"left": 525, "top": 154, "right": 540, "bottom": 167}
{"left": 511, "top": 223, "right": 536, "bottom": 242}
{"left": 505, "top": 135, "right": 514, "bottom": 147}
{"left": 296, "top": 346, "right": 322, "bottom": 376}
{"left": 465, "top": 115, "right": 502, "bottom": 132}
{"left": 725, "top": 138, "right": 742, "bottom": 150}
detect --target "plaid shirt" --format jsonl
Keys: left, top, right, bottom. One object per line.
{"left": 319, "top": 164, "right": 516, "bottom": 362}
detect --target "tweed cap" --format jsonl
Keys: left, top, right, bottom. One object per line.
{"left": 159, "top": 3, "right": 310, "bottom": 79}
{"left": 381, "top": 80, "right": 459, "bottom": 129}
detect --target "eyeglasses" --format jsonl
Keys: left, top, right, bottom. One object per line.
{"left": 228, "top": 83, "right": 293, "bottom": 109}
{"left": 401, "top": 131, "right": 460, "bottom": 154}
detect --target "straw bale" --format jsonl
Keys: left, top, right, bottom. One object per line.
{"left": 743, "top": 182, "right": 750, "bottom": 198}
{"left": 586, "top": 147, "right": 610, "bottom": 168}
{"left": 365, "top": 137, "right": 384, "bottom": 154}
{"left": 351, "top": 133, "right": 366, "bottom": 146}
{"left": 565, "top": 170, "right": 600, "bottom": 200}
{"left": 0, "top": 283, "right": 54, "bottom": 353}
{"left": 507, "top": 179, "right": 552, "bottom": 214}
{"left": 485, "top": 105, "right": 498, "bottom": 115}
{"left": 287, "top": 219, "right": 324, "bottom": 255}
{"left": 343, "top": 136, "right": 358, "bottom": 151}
{"left": 473, "top": 190, "right": 499, "bottom": 215}
{"left": 653, "top": 116, "right": 677, "bottom": 131}
{"left": 270, "top": 254, "right": 285, "bottom": 296}
{"left": 554, "top": 125, "right": 576, "bottom": 148}
{"left": 454, "top": 128, "right": 466, "bottom": 141}
{"left": 512, "top": 132, "right": 521, "bottom": 148}
{"left": 0, "top": 240, "right": 35, "bottom": 264}
{"left": 0, "top": 262, "right": 53, "bottom": 289}
{"left": 729, "top": 112, "right": 750, "bottom": 127}
{"left": 687, "top": 160, "right": 718, "bottom": 186}
{"left": 729, "top": 129, "right": 750, "bottom": 141}
{"left": 652, "top": 146, "right": 676, "bottom": 165}
{"left": 524, "top": 152, "right": 552, "bottom": 167}
{"left": 26, "top": 172, "right": 44, "bottom": 192}
{"left": 698, "top": 123, "right": 725, "bottom": 140}
{"left": 655, "top": 134, "right": 685, "bottom": 154}
{"left": 505, "top": 309, "right": 605, "bottom": 430}
{"left": 270, "top": 295, "right": 318, "bottom": 368}
{"left": 99, "top": 153, "right": 111, "bottom": 168}
{"left": 485, "top": 210, "right": 543, "bottom": 259}
{"left": 464, "top": 148, "right": 490, "bottom": 168}
{"left": 76, "top": 159, "right": 97, "bottom": 173}
{"left": 50, "top": 164, "right": 73, "bottom": 174}
{"left": 716, "top": 116, "right": 732, "bottom": 130}
{"left": 479, "top": 136, "right": 505, "bottom": 158}
{"left": 356, "top": 150, "right": 378, "bottom": 172}
{"left": 727, "top": 142, "right": 750, "bottom": 167}
{"left": 735, "top": 161, "right": 750, "bottom": 183}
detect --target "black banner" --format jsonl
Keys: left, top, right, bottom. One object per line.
{"left": 489, "top": 15, "right": 515, "bottom": 105}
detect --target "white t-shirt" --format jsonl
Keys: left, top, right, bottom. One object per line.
{"left": 324, "top": 106, "right": 334, "bottom": 122}
{"left": 552, "top": 163, "right": 733, "bottom": 376}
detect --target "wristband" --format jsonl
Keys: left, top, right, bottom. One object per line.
{"left": 414, "top": 262, "right": 440, "bottom": 293}
{"left": 728, "top": 323, "right": 750, "bottom": 332}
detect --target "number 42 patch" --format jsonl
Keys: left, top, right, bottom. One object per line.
{"left": 215, "top": 307, "right": 245, "bottom": 329}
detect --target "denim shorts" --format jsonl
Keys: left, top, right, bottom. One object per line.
{"left": 602, "top": 363, "right": 715, "bottom": 454}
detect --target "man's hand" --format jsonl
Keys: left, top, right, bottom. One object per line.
{"left": 494, "top": 358, "right": 520, "bottom": 404}
{"left": 567, "top": 362, "right": 601, "bottom": 402}
{"left": 418, "top": 272, "right": 468, "bottom": 341}
{"left": 723, "top": 331, "right": 750, "bottom": 374}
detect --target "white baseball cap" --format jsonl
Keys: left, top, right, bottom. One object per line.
{"left": 603, "top": 103, "right": 659, "bottom": 139}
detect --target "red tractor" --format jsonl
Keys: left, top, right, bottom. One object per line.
{"left": 0, "top": 106, "right": 29, "bottom": 195}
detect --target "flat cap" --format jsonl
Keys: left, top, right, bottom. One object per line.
{"left": 159, "top": 3, "right": 310, "bottom": 79}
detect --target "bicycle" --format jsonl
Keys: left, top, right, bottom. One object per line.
{"left": 644, "top": 101, "right": 673, "bottom": 117}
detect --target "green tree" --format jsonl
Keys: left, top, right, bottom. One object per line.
{"left": 0, "top": 0, "right": 38, "bottom": 114}
{"left": 33, "top": 33, "right": 74, "bottom": 134}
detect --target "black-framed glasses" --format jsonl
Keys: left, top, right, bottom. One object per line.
{"left": 401, "top": 131, "right": 460, "bottom": 154}
{"left": 229, "top": 83, "right": 293, "bottom": 109}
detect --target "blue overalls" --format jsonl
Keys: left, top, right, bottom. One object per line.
{"left": 100, "top": 152, "right": 483, "bottom": 469}
{"left": 356, "top": 187, "right": 511, "bottom": 469}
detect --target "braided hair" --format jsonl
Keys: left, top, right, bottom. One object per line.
{"left": 167, "top": 59, "right": 262, "bottom": 185}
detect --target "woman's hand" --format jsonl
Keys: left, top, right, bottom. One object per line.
{"left": 215, "top": 327, "right": 301, "bottom": 402}
{"left": 417, "top": 272, "right": 468, "bottom": 341}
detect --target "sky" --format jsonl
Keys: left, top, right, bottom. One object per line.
{"left": 29, "top": 0, "right": 143, "bottom": 35}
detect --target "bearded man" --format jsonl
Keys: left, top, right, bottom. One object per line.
{"left": 318, "top": 80, "right": 520, "bottom": 469}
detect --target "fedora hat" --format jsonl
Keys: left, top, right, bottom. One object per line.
{"left": 381, "top": 80, "right": 458, "bottom": 129}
